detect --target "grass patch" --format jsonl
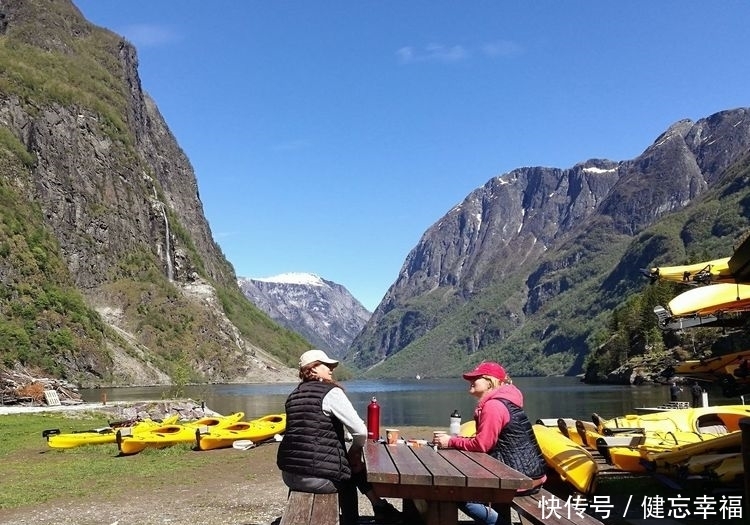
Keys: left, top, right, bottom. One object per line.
{"left": 0, "top": 412, "right": 233, "bottom": 509}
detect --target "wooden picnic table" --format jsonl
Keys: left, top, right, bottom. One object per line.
{"left": 364, "top": 440, "right": 533, "bottom": 525}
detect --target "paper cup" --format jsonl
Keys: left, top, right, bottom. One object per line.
{"left": 386, "top": 428, "right": 400, "bottom": 445}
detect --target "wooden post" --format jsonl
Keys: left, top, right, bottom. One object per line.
{"left": 741, "top": 417, "right": 750, "bottom": 517}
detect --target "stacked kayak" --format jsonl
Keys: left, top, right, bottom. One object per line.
{"left": 555, "top": 418, "right": 586, "bottom": 446}
{"left": 576, "top": 405, "right": 748, "bottom": 484}
{"left": 117, "top": 412, "right": 245, "bottom": 455}
{"left": 196, "top": 413, "right": 286, "bottom": 451}
{"left": 646, "top": 430, "right": 742, "bottom": 470}
{"left": 678, "top": 452, "right": 743, "bottom": 483}
{"left": 593, "top": 405, "right": 750, "bottom": 434}
{"left": 43, "top": 414, "right": 180, "bottom": 449}
{"left": 673, "top": 350, "right": 750, "bottom": 378}
{"left": 594, "top": 429, "right": 725, "bottom": 473}
{"left": 646, "top": 431, "right": 743, "bottom": 483}
{"left": 641, "top": 257, "right": 731, "bottom": 285}
{"left": 670, "top": 350, "right": 750, "bottom": 395}
{"left": 667, "top": 283, "right": 750, "bottom": 317}
{"left": 533, "top": 423, "right": 598, "bottom": 495}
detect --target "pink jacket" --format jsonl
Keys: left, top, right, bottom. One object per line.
{"left": 447, "top": 383, "right": 525, "bottom": 452}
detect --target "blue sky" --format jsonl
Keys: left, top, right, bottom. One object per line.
{"left": 74, "top": 1, "right": 750, "bottom": 311}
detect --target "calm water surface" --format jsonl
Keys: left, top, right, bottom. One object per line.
{"left": 80, "top": 376, "right": 740, "bottom": 428}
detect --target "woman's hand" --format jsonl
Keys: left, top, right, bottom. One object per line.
{"left": 434, "top": 434, "right": 451, "bottom": 449}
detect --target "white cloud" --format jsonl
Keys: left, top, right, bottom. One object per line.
{"left": 397, "top": 40, "right": 520, "bottom": 64}
{"left": 396, "top": 44, "right": 469, "bottom": 64}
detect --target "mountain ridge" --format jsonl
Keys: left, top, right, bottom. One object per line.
{"left": 347, "top": 107, "right": 750, "bottom": 379}
{"left": 238, "top": 273, "right": 370, "bottom": 359}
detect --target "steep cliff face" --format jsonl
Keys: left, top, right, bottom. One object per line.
{"left": 0, "top": 0, "right": 302, "bottom": 386}
{"left": 379, "top": 161, "right": 622, "bottom": 312}
{"left": 239, "top": 273, "right": 371, "bottom": 358}
{"left": 349, "top": 108, "right": 750, "bottom": 376}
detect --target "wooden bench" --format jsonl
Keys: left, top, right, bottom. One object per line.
{"left": 278, "top": 490, "right": 338, "bottom": 525}
{"left": 507, "top": 488, "right": 605, "bottom": 525}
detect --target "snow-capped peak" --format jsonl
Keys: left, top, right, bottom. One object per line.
{"left": 253, "top": 272, "right": 325, "bottom": 287}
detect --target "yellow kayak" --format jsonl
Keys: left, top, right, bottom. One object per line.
{"left": 680, "top": 452, "right": 743, "bottom": 481}
{"left": 196, "top": 413, "right": 286, "bottom": 451}
{"left": 595, "top": 405, "right": 750, "bottom": 434}
{"left": 674, "top": 350, "right": 750, "bottom": 375}
{"left": 556, "top": 418, "right": 586, "bottom": 447}
{"left": 642, "top": 257, "right": 731, "bottom": 285}
{"left": 533, "top": 424, "right": 598, "bottom": 494}
{"left": 574, "top": 419, "right": 604, "bottom": 449}
{"left": 667, "top": 283, "right": 750, "bottom": 316}
{"left": 672, "top": 350, "right": 750, "bottom": 386}
{"left": 595, "top": 430, "right": 722, "bottom": 473}
{"left": 117, "top": 412, "right": 245, "bottom": 455}
{"left": 645, "top": 430, "right": 742, "bottom": 470}
{"left": 44, "top": 414, "right": 180, "bottom": 449}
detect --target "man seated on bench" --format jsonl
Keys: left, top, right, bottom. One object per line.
{"left": 434, "top": 361, "right": 546, "bottom": 525}
{"left": 277, "top": 349, "right": 402, "bottom": 525}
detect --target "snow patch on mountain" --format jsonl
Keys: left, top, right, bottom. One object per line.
{"left": 254, "top": 272, "right": 325, "bottom": 287}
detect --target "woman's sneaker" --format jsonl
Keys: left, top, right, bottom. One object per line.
{"left": 373, "top": 500, "right": 403, "bottom": 524}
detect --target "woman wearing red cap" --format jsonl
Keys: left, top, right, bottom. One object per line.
{"left": 433, "top": 361, "right": 546, "bottom": 525}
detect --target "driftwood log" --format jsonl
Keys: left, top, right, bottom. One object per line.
{"left": 0, "top": 365, "right": 83, "bottom": 406}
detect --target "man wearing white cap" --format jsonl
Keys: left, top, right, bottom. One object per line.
{"left": 277, "top": 349, "right": 401, "bottom": 525}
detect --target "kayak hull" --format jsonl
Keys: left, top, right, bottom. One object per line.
{"left": 196, "top": 414, "right": 286, "bottom": 451}
{"left": 117, "top": 412, "right": 245, "bottom": 455}
{"left": 597, "top": 405, "right": 750, "bottom": 434}
{"left": 668, "top": 283, "right": 750, "bottom": 316}
{"left": 645, "top": 430, "right": 742, "bottom": 470}
{"left": 533, "top": 424, "right": 598, "bottom": 495}
{"left": 45, "top": 414, "right": 180, "bottom": 449}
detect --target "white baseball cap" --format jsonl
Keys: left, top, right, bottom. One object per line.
{"left": 299, "top": 349, "right": 339, "bottom": 369}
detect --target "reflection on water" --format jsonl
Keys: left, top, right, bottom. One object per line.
{"left": 80, "top": 376, "right": 741, "bottom": 428}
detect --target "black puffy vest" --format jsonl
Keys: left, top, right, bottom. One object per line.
{"left": 490, "top": 398, "right": 546, "bottom": 479}
{"left": 276, "top": 380, "right": 351, "bottom": 481}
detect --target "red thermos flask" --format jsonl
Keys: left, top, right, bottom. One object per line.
{"left": 367, "top": 396, "right": 380, "bottom": 441}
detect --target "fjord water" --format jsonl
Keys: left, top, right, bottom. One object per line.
{"left": 81, "top": 376, "right": 742, "bottom": 428}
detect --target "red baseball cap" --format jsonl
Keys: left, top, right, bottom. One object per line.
{"left": 462, "top": 362, "right": 507, "bottom": 381}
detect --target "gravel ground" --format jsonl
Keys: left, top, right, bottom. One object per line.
{"left": 0, "top": 403, "right": 405, "bottom": 525}
{"left": 0, "top": 437, "right": 397, "bottom": 525}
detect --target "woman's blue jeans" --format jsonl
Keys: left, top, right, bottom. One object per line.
{"left": 459, "top": 501, "right": 510, "bottom": 525}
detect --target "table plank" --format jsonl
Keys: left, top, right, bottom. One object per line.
{"left": 387, "top": 443, "right": 432, "bottom": 485}
{"left": 463, "top": 451, "right": 534, "bottom": 490}
{"left": 438, "top": 449, "right": 499, "bottom": 488}
{"left": 364, "top": 441, "right": 399, "bottom": 484}
{"left": 411, "top": 446, "right": 465, "bottom": 486}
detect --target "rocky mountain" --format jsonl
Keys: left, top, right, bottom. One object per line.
{"left": 238, "top": 273, "right": 370, "bottom": 359}
{"left": 0, "top": 0, "right": 306, "bottom": 386}
{"left": 347, "top": 108, "right": 750, "bottom": 379}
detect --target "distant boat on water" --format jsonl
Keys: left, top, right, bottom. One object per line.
{"left": 415, "top": 374, "right": 421, "bottom": 380}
